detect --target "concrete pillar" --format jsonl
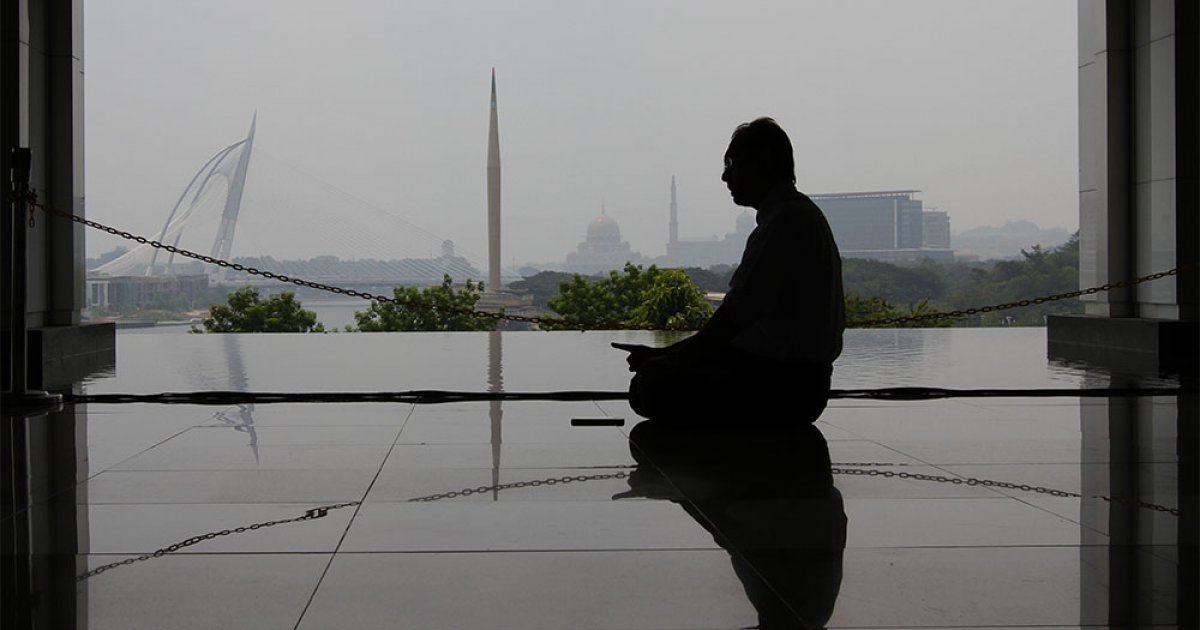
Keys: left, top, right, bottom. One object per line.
{"left": 1079, "top": 390, "right": 1188, "bottom": 626}
{"left": 1049, "top": 0, "right": 1198, "bottom": 371}
{"left": 2, "top": 0, "right": 114, "bottom": 390}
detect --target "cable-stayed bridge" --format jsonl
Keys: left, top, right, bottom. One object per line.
{"left": 92, "top": 116, "right": 485, "bottom": 290}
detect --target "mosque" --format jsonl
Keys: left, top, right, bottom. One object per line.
{"left": 562, "top": 205, "right": 644, "bottom": 274}
{"left": 559, "top": 176, "right": 754, "bottom": 274}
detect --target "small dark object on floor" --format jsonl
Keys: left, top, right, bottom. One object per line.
{"left": 571, "top": 417, "right": 625, "bottom": 427}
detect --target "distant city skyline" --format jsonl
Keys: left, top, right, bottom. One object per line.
{"left": 85, "top": 0, "right": 1078, "bottom": 265}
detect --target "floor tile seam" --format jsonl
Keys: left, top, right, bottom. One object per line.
{"left": 392, "top": 441, "right": 629, "bottom": 446}
{"left": 383, "top": 465, "right": 638, "bottom": 471}
{"left": 292, "top": 402, "right": 417, "bottom": 630}
{"left": 77, "top": 542, "right": 1172, "bottom": 556}
{"left": 831, "top": 623, "right": 1148, "bottom": 629}
{"left": 357, "top": 499, "right": 643, "bottom": 504}
{"left": 812, "top": 420, "right": 872, "bottom": 440}
{"left": 195, "top": 423, "right": 411, "bottom": 427}
{"left": 839, "top": 544, "right": 1100, "bottom": 550}
{"left": 394, "top": 439, "right": 630, "bottom": 444}
{"left": 91, "top": 547, "right": 725, "bottom": 556}
{"left": 320, "top": 547, "right": 735, "bottom": 555}
{"left": 897, "top": 460, "right": 1177, "bottom": 466}
{"left": 1002, "top": 495, "right": 1113, "bottom": 536}
{"left": 870, "top": 441, "right": 942, "bottom": 468}
{"left": 82, "top": 422, "right": 200, "bottom": 481}
{"left": 146, "top": 442, "right": 406, "bottom": 446}
{"left": 104, "top": 467, "right": 391, "bottom": 472}
{"left": 2, "top": 419, "right": 205, "bottom": 523}
{"left": 84, "top": 551, "right": 337, "bottom": 557}
{"left": 77, "top": 500, "right": 371, "bottom": 505}
{"left": 81, "top": 500, "right": 374, "bottom": 507}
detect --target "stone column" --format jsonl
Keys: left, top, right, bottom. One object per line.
{"left": 1048, "top": 0, "right": 1197, "bottom": 371}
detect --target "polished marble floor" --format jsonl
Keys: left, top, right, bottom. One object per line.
{"left": 3, "top": 329, "right": 1195, "bottom": 629}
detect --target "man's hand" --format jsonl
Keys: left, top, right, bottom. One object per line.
{"left": 611, "top": 342, "right": 667, "bottom": 372}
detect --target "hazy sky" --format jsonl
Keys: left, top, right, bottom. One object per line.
{"left": 85, "top": 0, "right": 1078, "bottom": 267}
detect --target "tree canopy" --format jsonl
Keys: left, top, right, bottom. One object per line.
{"left": 545, "top": 263, "right": 713, "bottom": 330}
{"left": 352, "top": 275, "right": 496, "bottom": 331}
{"left": 944, "top": 233, "right": 1081, "bottom": 325}
{"left": 507, "top": 271, "right": 577, "bottom": 308}
{"left": 194, "top": 288, "right": 324, "bottom": 333}
{"left": 844, "top": 294, "right": 953, "bottom": 328}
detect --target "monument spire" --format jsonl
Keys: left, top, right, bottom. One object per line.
{"left": 487, "top": 69, "right": 502, "bottom": 290}
{"left": 669, "top": 175, "right": 678, "bottom": 245}
{"left": 209, "top": 112, "right": 256, "bottom": 282}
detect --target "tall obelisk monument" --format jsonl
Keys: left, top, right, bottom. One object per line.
{"left": 487, "top": 69, "right": 502, "bottom": 291}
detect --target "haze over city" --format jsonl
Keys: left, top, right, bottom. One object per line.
{"left": 85, "top": 0, "right": 1078, "bottom": 267}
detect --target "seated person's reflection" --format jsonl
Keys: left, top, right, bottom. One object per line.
{"left": 617, "top": 420, "right": 846, "bottom": 629}
{"left": 614, "top": 118, "right": 844, "bottom": 424}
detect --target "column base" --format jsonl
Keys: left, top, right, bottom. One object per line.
{"left": 1047, "top": 314, "right": 1198, "bottom": 375}
{"left": 1, "top": 322, "right": 116, "bottom": 390}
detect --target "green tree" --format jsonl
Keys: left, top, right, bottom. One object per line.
{"left": 194, "top": 288, "right": 324, "bottom": 333}
{"left": 842, "top": 257, "right": 947, "bottom": 304}
{"left": 844, "top": 293, "right": 954, "bottom": 328}
{"left": 545, "top": 263, "right": 712, "bottom": 330}
{"left": 628, "top": 269, "right": 715, "bottom": 330}
{"left": 507, "top": 270, "right": 578, "bottom": 308}
{"left": 351, "top": 275, "right": 496, "bottom": 331}
{"left": 945, "top": 232, "right": 1080, "bottom": 325}
{"left": 679, "top": 267, "right": 728, "bottom": 293}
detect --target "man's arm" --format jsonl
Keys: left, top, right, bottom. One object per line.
{"left": 662, "top": 302, "right": 739, "bottom": 362}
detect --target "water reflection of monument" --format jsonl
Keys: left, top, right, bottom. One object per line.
{"left": 488, "top": 330, "right": 503, "bottom": 500}
{"left": 210, "top": 335, "right": 258, "bottom": 461}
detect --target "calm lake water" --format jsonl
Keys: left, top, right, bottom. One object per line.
{"left": 306, "top": 299, "right": 369, "bottom": 330}
{"left": 87, "top": 327, "right": 1161, "bottom": 395}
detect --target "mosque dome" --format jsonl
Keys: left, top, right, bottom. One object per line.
{"left": 587, "top": 211, "right": 621, "bottom": 243}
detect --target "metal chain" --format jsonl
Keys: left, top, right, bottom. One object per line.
{"left": 24, "top": 193, "right": 599, "bottom": 330}
{"left": 407, "top": 471, "right": 630, "bottom": 502}
{"left": 76, "top": 501, "right": 361, "bottom": 581}
{"left": 26, "top": 193, "right": 1186, "bottom": 330}
{"left": 76, "top": 463, "right": 1178, "bottom": 582}
{"left": 76, "top": 472, "right": 629, "bottom": 581}
{"left": 850, "top": 268, "right": 1183, "bottom": 327}
{"left": 832, "top": 466, "right": 1179, "bottom": 514}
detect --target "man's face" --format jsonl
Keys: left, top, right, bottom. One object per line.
{"left": 721, "top": 145, "right": 773, "bottom": 208}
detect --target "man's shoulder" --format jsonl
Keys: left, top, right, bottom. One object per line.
{"left": 768, "top": 191, "right": 825, "bottom": 227}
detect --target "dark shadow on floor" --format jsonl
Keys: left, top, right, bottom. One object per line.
{"left": 620, "top": 420, "right": 846, "bottom": 630}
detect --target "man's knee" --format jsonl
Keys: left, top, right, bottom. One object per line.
{"left": 628, "top": 369, "right": 664, "bottom": 418}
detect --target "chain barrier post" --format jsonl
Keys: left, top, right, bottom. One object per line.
{"left": 4, "top": 148, "right": 63, "bottom": 412}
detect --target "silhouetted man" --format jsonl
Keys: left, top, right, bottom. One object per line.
{"left": 615, "top": 117, "right": 844, "bottom": 424}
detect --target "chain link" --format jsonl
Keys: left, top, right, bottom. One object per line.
{"left": 26, "top": 194, "right": 1187, "bottom": 330}
{"left": 76, "top": 472, "right": 630, "bottom": 581}
{"left": 832, "top": 466, "right": 1179, "bottom": 514}
{"left": 407, "top": 471, "right": 630, "bottom": 502}
{"left": 848, "top": 268, "right": 1182, "bottom": 327}
{"left": 77, "top": 463, "right": 1178, "bottom": 582}
{"left": 25, "top": 194, "right": 600, "bottom": 329}
{"left": 76, "top": 500, "right": 362, "bottom": 581}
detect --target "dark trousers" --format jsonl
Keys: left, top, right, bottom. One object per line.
{"left": 628, "top": 349, "right": 832, "bottom": 426}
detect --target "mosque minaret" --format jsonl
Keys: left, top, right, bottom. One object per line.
{"left": 487, "top": 68, "right": 502, "bottom": 290}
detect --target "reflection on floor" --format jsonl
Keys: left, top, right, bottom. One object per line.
{"left": 2, "top": 330, "right": 1195, "bottom": 629}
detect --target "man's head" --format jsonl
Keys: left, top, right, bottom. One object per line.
{"left": 722, "top": 117, "right": 795, "bottom": 207}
